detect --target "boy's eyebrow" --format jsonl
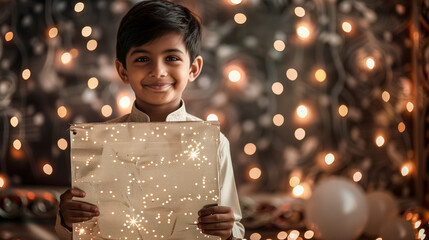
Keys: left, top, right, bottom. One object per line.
{"left": 129, "top": 48, "right": 185, "bottom": 56}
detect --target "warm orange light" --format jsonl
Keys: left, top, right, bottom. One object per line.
{"left": 382, "top": 91, "right": 390, "bottom": 102}
{"left": 324, "top": 153, "right": 335, "bottom": 165}
{"left": 57, "top": 138, "right": 68, "bottom": 150}
{"left": 297, "top": 25, "right": 310, "bottom": 39}
{"left": 398, "top": 122, "right": 406, "bottom": 133}
{"left": 57, "top": 106, "right": 67, "bottom": 118}
{"left": 294, "top": 7, "right": 305, "bottom": 17}
{"left": 74, "top": 2, "right": 84, "bottom": 12}
{"left": 87, "top": 39, "right": 98, "bottom": 51}
{"left": 304, "top": 230, "right": 314, "bottom": 239}
{"left": 286, "top": 68, "right": 298, "bottom": 81}
{"left": 294, "top": 128, "right": 305, "bottom": 140}
{"left": 342, "top": 21, "right": 352, "bottom": 33}
{"left": 297, "top": 105, "right": 308, "bottom": 119}
{"left": 13, "top": 139, "right": 22, "bottom": 150}
{"left": 338, "top": 104, "right": 348, "bottom": 117}
{"left": 43, "top": 164, "right": 53, "bottom": 175}
{"left": 88, "top": 77, "right": 99, "bottom": 89}
{"left": 81, "top": 26, "right": 92, "bottom": 37}
{"left": 234, "top": 13, "right": 247, "bottom": 24}
{"left": 244, "top": 143, "right": 257, "bottom": 155}
{"left": 48, "top": 27, "right": 58, "bottom": 38}
{"left": 277, "top": 231, "right": 288, "bottom": 240}
{"left": 272, "top": 82, "right": 284, "bottom": 95}
{"left": 315, "top": 68, "right": 326, "bottom": 82}
{"left": 10, "top": 116, "right": 19, "bottom": 127}
{"left": 406, "top": 102, "right": 414, "bottom": 112}
{"left": 5, "top": 31, "right": 13, "bottom": 41}
{"left": 401, "top": 165, "right": 410, "bottom": 176}
{"left": 273, "top": 40, "right": 286, "bottom": 52}
{"left": 61, "top": 52, "right": 72, "bottom": 64}
{"left": 273, "top": 114, "right": 284, "bottom": 126}
{"left": 0, "top": 176, "right": 5, "bottom": 188}
{"left": 249, "top": 167, "right": 262, "bottom": 180}
{"left": 365, "top": 57, "right": 375, "bottom": 70}
{"left": 250, "top": 232, "right": 262, "bottom": 240}
{"left": 230, "top": 0, "right": 242, "bottom": 4}
{"left": 119, "top": 96, "right": 131, "bottom": 109}
{"left": 353, "top": 171, "right": 362, "bottom": 182}
{"left": 376, "top": 136, "right": 385, "bottom": 147}
{"left": 206, "top": 113, "right": 219, "bottom": 121}
{"left": 101, "top": 105, "right": 113, "bottom": 118}
{"left": 22, "top": 69, "right": 31, "bottom": 80}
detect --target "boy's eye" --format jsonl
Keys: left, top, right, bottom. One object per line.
{"left": 166, "top": 56, "right": 180, "bottom": 61}
{"left": 135, "top": 57, "right": 149, "bottom": 62}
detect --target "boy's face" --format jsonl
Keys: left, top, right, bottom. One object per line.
{"left": 115, "top": 32, "right": 203, "bottom": 113}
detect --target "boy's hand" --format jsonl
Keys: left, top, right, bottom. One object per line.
{"left": 59, "top": 188, "right": 99, "bottom": 229}
{"left": 198, "top": 206, "right": 235, "bottom": 240}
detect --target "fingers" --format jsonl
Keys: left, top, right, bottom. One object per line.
{"left": 198, "top": 206, "right": 235, "bottom": 239}
{"left": 59, "top": 188, "right": 99, "bottom": 227}
{"left": 60, "top": 188, "right": 86, "bottom": 201}
{"left": 198, "top": 206, "right": 232, "bottom": 217}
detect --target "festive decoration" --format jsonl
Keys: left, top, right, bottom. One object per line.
{"left": 363, "top": 190, "right": 399, "bottom": 236}
{"left": 70, "top": 122, "right": 220, "bottom": 239}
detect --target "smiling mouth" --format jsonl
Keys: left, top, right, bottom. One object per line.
{"left": 143, "top": 83, "right": 173, "bottom": 91}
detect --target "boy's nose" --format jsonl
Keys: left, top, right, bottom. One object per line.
{"left": 149, "top": 62, "right": 168, "bottom": 78}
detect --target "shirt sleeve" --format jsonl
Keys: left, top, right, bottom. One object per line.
{"left": 55, "top": 212, "right": 73, "bottom": 240}
{"left": 218, "top": 133, "right": 245, "bottom": 239}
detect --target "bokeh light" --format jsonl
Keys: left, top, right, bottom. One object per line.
{"left": 324, "top": 153, "right": 335, "bottom": 165}
{"left": 249, "top": 167, "right": 262, "bottom": 180}
{"left": 5, "top": 31, "right": 13, "bottom": 41}
{"left": 88, "top": 77, "right": 99, "bottom": 89}
{"left": 57, "top": 106, "right": 67, "bottom": 118}
{"left": 43, "top": 164, "right": 53, "bottom": 175}
{"left": 292, "top": 185, "right": 304, "bottom": 197}
{"left": 289, "top": 230, "right": 300, "bottom": 239}
{"left": 81, "top": 26, "right": 92, "bottom": 37}
{"left": 365, "top": 57, "right": 375, "bottom": 69}
{"left": 353, "top": 171, "right": 362, "bottom": 182}
{"left": 304, "top": 230, "right": 314, "bottom": 239}
{"left": 273, "top": 40, "right": 286, "bottom": 51}
{"left": 294, "top": 128, "right": 305, "bottom": 140}
{"left": 13, "top": 139, "right": 22, "bottom": 150}
{"left": 338, "top": 104, "right": 348, "bottom": 117}
{"left": 401, "top": 165, "right": 410, "bottom": 176}
{"left": 382, "top": 91, "right": 390, "bottom": 102}
{"left": 342, "top": 21, "right": 352, "bottom": 33}
{"left": 277, "top": 231, "right": 288, "bottom": 240}
{"left": 250, "top": 232, "right": 262, "bottom": 240}
{"left": 230, "top": 0, "right": 242, "bottom": 4}
{"left": 206, "top": 113, "right": 219, "bottom": 121}
{"left": 61, "top": 52, "right": 72, "bottom": 64}
{"left": 22, "top": 69, "right": 31, "bottom": 80}
{"left": 294, "top": 7, "right": 305, "bottom": 17}
{"left": 244, "top": 143, "right": 257, "bottom": 155}
{"left": 101, "top": 105, "right": 113, "bottom": 118}
{"left": 48, "top": 27, "right": 58, "bottom": 38}
{"left": 272, "top": 82, "right": 284, "bottom": 95}
{"left": 406, "top": 102, "right": 414, "bottom": 112}
{"left": 74, "top": 2, "right": 84, "bottom": 12}
{"left": 286, "top": 68, "right": 298, "bottom": 81}
{"left": 297, "top": 25, "right": 310, "bottom": 39}
{"left": 289, "top": 176, "right": 300, "bottom": 187}
{"left": 315, "top": 68, "right": 326, "bottom": 82}
{"left": 296, "top": 105, "right": 308, "bottom": 118}
{"left": 228, "top": 70, "right": 241, "bottom": 82}
{"left": 234, "top": 13, "right": 247, "bottom": 24}
{"left": 87, "top": 39, "right": 98, "bottom": 51}
{"left": 273, "top": 114, "right": 284, "bottom": 126}
{"left": 57, "top": 138, "right": 68, "bottom": 150}
{"left": 119, "top": 96, "right": 131, "bottom": 109}
{"left": 10, "top": 116, "right": 19, "bottom": 127}
{"left": 376, "top": 135, "right": 385, "bottom": 147}
{"left": 398, "top": 122, "right": 406, "bottom": 132}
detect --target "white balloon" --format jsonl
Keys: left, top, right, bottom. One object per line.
{"left": 305, "top": 177, "right": 368, "bottom": 240}
{"left": 379, "top": 217, "right": 414, "bottom": 240}
{"left": 364, "top": 191, "right": 399, "bottom": 236}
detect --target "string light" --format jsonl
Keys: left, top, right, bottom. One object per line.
{"left": 338, "top": 104, "right": 348, "bottom": 117}
{"left": 376, "top": 135, "right": 385, "bottom": 147}
{"left": 5, "top": 31, "right": 13, "bottom": 41}
{"left": 398, "top": 122, "right": 406, "bottom": 132}
{"left": 87, "top": 39, "right": 98, "bottom": 51}
{"left": 57, "top": 138, "right": 68, "bottom": 150}
{"left": 296, "top": 105, "right": 308, "bottom": 119}
{"left": 61, "top": 52, "right": 72, "bottom": 64}
{"left": 57, "top": 106, "right": 67, "bottom": 118}
{"left": 228, "top": 70, "right": 241, "bottom": 82}
{"left": 406, "top": 102, "right": 414, "bottom": 112}
{"left": 273, "top": 114, "right": 284, "bottom": 126}
{"left": 342, "top": 21, "right": 352, "bottom": 33}
{"left": 250, "top": 232, "right": 262, "bottom": 240}
{"left": 382, "top": 91, "right": 390, "bottom": 102}
{"left": 289, "top": 230, "right": 300, "bottom": 239}
{"left": 48, "top": 27, "right": 58, "bottom": 38}
{"left": 297, "top": 25, "right": 310, "bottom": 39}
{"left": 206, "top": 113, "right": 219, "bottom": 121}
{"left": 22, "top": 69, "right": 31, "bottom": 80}
{"left": 289, "top": 176, "right": 300, "bottom": 187}
{"left": 304, "top": 230, "right": 314, "bottom": 239}
{"left": 277, "top": 231, "right": 288, "bottom": 239}
{"left": 315, "top": 68, "right": 326, "bottom": 82}
{"left": 81, "top": 26, "right": 92, "bottom": 37}
{"left": 294, "top": 128, "right": 305, "bottom": 140}
{"left": 101, "top": 105, "right": 113, "bottom": 117}
{"left": 244, "top": 143, "right": 257, "bottom": 155}
{"left": 294, "top": 7, "right": 305, "bottom": 17}
{"left": 272, "top": 82, "right": 284, "bottom": 95}
{"left": 273, "top": 40, "right": 286, "bottom": 52}
{"left": 43, "top": 164, "right": 53, "bottom": 175}
{"left": 324, "top": 153, "right": 335, "bottom": 165}
{"left": 10, "top": 116, "right": 19, "bottom": 127}
{"left": 292, "top": 185, "right": 304, "bottom": 197}
{"left": 87, "top": 77, "right": 99, "bottom": 89}
{"left": 74, "top": 2, "right": 84, "bottom": 12}
{"left": 234, "top": 13, "right": 247, "bottom": 24}
{"left": 249, "top": 167, "right": 262, "bottom": 180}
{"left": 286, "top": 68, "right": 298, "bottom": 81}
{"left": 365, "top": 57, "right": 375, "bottom": 70}
{"left": 401, "top": 165, "right": 410, "bottom": 176}
{"left": 13, "top": 139, "right": 22, "bottom": 150}
{"left": 353, "top": 171, "right": 362, "bottom": 182}
{"left": 119, "top": 96, "right": 131, "bottom": 109}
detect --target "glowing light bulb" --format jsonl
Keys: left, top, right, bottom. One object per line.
{"left": 353, "top": 171, "right": 362, "bottom": 182}
{"left": 294, "top": 7, "right": 305, "bottom": 17}
{"left": 43, "top": 164, "right": 53, "bottom": 175}
{"left": 228, "top": 70, "right": 241, "bottom": 82}
{"left": 342, "top": 21, "right": 352, "bottom": 33}
{"left": 294, "top": 128, "right": 305, "bottom": 140}
{"left": 88, "top": 77, "right": 99, "bottom": 89}
{"left": 406, "top": 102, "right": 414, "bottom": 112}
{"left": 292, "top": 185, "right": 304, "bottom": 197}
{"left": 376, "top": 136, "right": 385, "bottom": 147}
{"left": 289, "top": 176, "right": 300, "bottom": 187}
{"left": 398, "top": 122, "right": 406, "bottom": 133}
{"left": 249, "top": 167, "right": 261, "bottom": 180}
{"left": 365, "top": 57, "right": 375, "bottom": 70}
{"left": 206, "top": 114, "right": 219, "bottom": 121}
{"left": 244, "top": 143, "right": 257, "bottom": 155}
{"left": 48, "top": 27, "right": 58, "bottom": 38}
{"left": 338, "top": 104, "right": 348, "bottom": 117}
{"left": 10, "top": 116, "right": 18, "bottom": 127}
{"left": 277, "top": 231, "right": 288, "bottom": 240}
{"left": 61, "top": 52, "right": 72, "bottom": 64}
{"left": 315, "top": 68, "right": 326, "bottom": 82}
{"left": 101, "top": 105, "right": 113, "bottom": 117}
{"left": 401, "top": 165, "right": 409, "bottom": 176}
{"left": 57, "top": 106, "right": 67, "bottom": 118}
{"left": 74, "top": 2, "right": 84, "bottom": 12}
{"left": 58, "top": 138, "right": 68, "bottom": 150}
{"left": 22, "top": 69, "right": 31, "bottom": 80}
{"left": 119, "top": 96, "right": 131, "bottom": 109}
{"left": 5, "top": 31, "right": 13, "bottom": 42}
{"left": 272, "top": 82, "right": 284, "bottom": 95}
{"left": 87, "top": 39, "right": 98, "bottom": 51}
{"left": 286, "top": 68, "right": 298, "bottom": 81}
{"left": 234, "top": 13, "right": 247, "bottom": 24}
{"left": 81, "top": 26, "right": 92, "bottom": 37}
{"left": 13, "top": 139, "right": 22, "bottom": 150}
{"left": 382, "top": 91, "right": 390, "bottom": 102}
{"left": 297, "top": 105, "right": 308, "bottom": 118}
{"left": 304, "top": 230, "right": 314, "bottom": 239}
{"left": 297, "top": 25, "right": 310, "bottom": 39}
{"left": 273, "top": 114, "right": 284, "bottom": 126}
{"left": 230, "top": 0, "right": 242, "bottom": 4}
{"left": 325, "top": 153, "right": 335, "bottom": 165}
{"left": 273, "top": 40, "right": 286, "bottom": 52}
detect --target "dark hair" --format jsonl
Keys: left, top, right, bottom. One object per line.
{"left": 116, "top": 0, "right": 202, "bottom": 68}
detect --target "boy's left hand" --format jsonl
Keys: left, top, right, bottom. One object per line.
{"left": 198, "top": 206, "right": 235, "bottom": 240}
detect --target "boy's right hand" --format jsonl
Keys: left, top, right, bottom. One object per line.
{"left": 59, "top": 188, "right": 100, "bottom": 229}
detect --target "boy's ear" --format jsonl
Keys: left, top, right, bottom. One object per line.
{"left": 115, "top": 59, "right": 129, "bottom": 84}
{"left": 188, "top": 56, "right": 203, "bottom": 82}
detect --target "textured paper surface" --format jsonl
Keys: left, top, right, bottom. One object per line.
{"left": 70, "top": 122, "right": 220, "bottom": 240}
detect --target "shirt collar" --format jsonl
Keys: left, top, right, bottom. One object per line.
{"left": 129, "top": 100, "right": 188, "bottom": 122}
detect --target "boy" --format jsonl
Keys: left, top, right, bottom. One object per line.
{"left": 55, "top": 1, "right": 245, "bottom": 239}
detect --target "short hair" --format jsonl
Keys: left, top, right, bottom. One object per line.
{"left": 116, "top": 0, "right": 202, "bottom": 68}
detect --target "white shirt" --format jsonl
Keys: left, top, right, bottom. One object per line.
{"left": 55, "top": 100, "right": 245, "bottom": 239}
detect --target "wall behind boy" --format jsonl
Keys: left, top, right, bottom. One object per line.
{"left": 0, "top": 0, "right": 425, "bottom": 207}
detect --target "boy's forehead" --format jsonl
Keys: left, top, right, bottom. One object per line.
{"left": 127, "top": 32, "right": 188, "bottom": 55}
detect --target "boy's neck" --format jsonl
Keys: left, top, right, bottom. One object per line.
{"left": 135, "top": 100, "right": 182, "bottom": 122}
